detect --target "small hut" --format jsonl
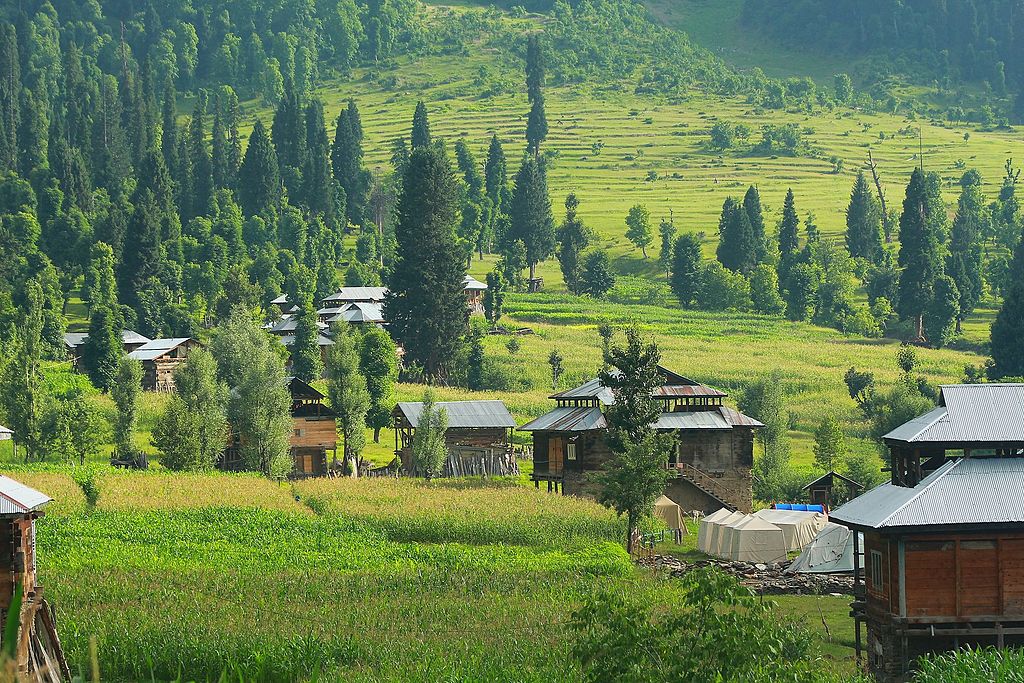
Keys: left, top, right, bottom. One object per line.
{"left": 127, "top": 338, "right": 202, "bottom": 391}
{"left": 0, "top": 476, "right": 69, "bottom": 681}
{"left": 802, "top": 470, "right": 863, "bottom": 509}
{"left": 286, "top": 377, "right": 338, "bottom": 477}
{"left": 392, "top": 400, "right": 516, "bottom": 477}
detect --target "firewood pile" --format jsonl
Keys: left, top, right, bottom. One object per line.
{"left": 636, "top": 554, "right": 855, "bottom": 595}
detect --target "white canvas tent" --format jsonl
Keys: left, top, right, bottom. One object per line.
{"left": 786, "top": 522, "right": 863, "bottom": 574}
{"left": 697, "top": 508, "right": 732, "bottom": 553}
{"left": 753, "top": 509, "right": 828, "bottom": 552}
{"left": 727, "top": 516, "right": 787, "bottom": 564}
{"left": 709, "top": 511, "right": 746, "bottom": 558}
{"left": 653, "top": 495, "right": 685, "bottom": 531}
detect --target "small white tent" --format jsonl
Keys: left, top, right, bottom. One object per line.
{"left": 753, "top": 509, "right": 828, "bottom": 552}
{"left": 728, "top": 516, "right": 787, "bottom": 564}
{"left": 697, "top": 508, "right": 732, "bottom": 553}
{"left": 710, "top": 511, "right": 746, "bottom": 558}
{"left": 717, "top": 512, "right": 752, "bottom": 559}
{"left": 787, "top": 522, "right": 863, "bottom": 574}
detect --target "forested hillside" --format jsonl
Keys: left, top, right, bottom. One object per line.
{"left": 742, "top": 0, "right": 1024, "bottom": 120}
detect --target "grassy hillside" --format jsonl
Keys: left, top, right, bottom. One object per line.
{"left": 11, "top": 468, "right": 856, "bottom": 681}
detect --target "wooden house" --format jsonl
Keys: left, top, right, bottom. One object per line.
{"left": 392, "top": 400, "right": 517, "bottom": 477}
{"left": 831, "top": 384, "right": 1024, "bottom": 681}
{"left": 220, "top": 377, "right": 338, "bottom": 477}
{"left": 319, "top": 287, "right": 388, "bottom": 308}
{"left": 519, "top": 366, "right": 761, "bottom": 512}
{"left": 127, "top": 338, "right": 202, "bottom": 391}
{"left": 802, "top": 470, "right": 863, "bottom": 509}
{"left": 462, "top": 275, "right": 487, "bottom": 313}
{"left": 63, "top": 330, "right": 151, "bottom": 370}
{"left": 0, "top": 476, "right": 69, "bottom": 681}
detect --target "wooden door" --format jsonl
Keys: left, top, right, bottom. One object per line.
{"left": 549, "top": 437, "right": 563, "bottom": 475}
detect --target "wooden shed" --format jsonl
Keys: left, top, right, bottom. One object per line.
{"left": 64, "top": 330, "right": 151, "bottom": 371}
{"left": 802, "top": 470, "right": 863, "bottom": 510}
{"left": 0, "top": 476, "right": 69, "bottom": 681}
{"left": 286, "top": 376, "right": 337, "bottom": 477}
{"left": 392, "top": 400, "right": 516, "bottom": 477}
{"left": 127, "top": 338, "right": 202, "bottom": 391}
{"left": 519, "top": 366, "right": 761, "bottom": 512}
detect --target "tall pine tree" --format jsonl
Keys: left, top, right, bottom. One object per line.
{"left": 331, "top": 99, "right": 367, "bottom": 227}
{"left": 507, "top": 155, "right": 555, "bottom": 283}
{"left": 383, "top": 144, "right": 466, "bottom": 381}
{"left": 779, "top": 188, "right": 800, "bottom": 259}
{"left": 947, "top": 170, "right": 986, "bottom": 333}
{"left": 991, "top": 222, "right": 1024, "bottom": 379}
{"left": 845, "top": 170, "right": 884, "bottom": 263}
{"left": 556, "top": 193, "right": 589, "bottom": 295}
{"left": 897, "top": 167, "right": 945, "bottom": 339}
{"left": 410, "top": 101, "right": 431, "bottom": 150}
{"left": 670, "top": 232, "right": 702, "bottom": 308}
{"left": 716, "top": 197, "right": 757, "bottom": 274}
{"left": 742, "top": 185, "right": 767, "bottom": 262}
{"left": 238, "top": 119, "right": 282, "bottom": 218}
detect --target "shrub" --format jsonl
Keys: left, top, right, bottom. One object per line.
{"left": 696, "top": 262, "right": 751, "bottom": 311}
{"left": 606, "top": 276, "right": 670, "bottom": 307}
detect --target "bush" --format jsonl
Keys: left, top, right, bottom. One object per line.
{"left": 696, "top": 262, "right": 751, "bottom": 311}
{"left": 914, "top": 647, "right": 1024, "bottom": 682}
{"left": 606, "top": 276, "right": 671, "bottom": 307}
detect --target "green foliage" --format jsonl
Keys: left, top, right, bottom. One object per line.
{"left": 0, "top": 285, "right": 48, "bottom": 460}
{"left": 897, "top": 168, "right": 947, "bottom": 336}
{"left": 484, "top": 270, "right": 507, "bottom": 324}
{"left": 749, "top": 264, "right": 785, "bottom": 315}
{"left": 657, "top": 218, "right": 676, "bottom": 277}
{"left": 358, "top": 327, "right": 398, "bottom": 442}
{"left": 110, "top": 357, "right": 142, "bottom": 461}
{"left": 547, "top": 349, "right": 564, "bottom": 390}
{"left": 914, "top": 646, "right": 1024, "bottom": 682}
{"left": 947, "top": 172, "right": 986, "bottom": 325}
{"left": 467, "top": 329, "right": 485, "bottom": 391}
{"left": 697, "top": 261, "right": 751, "bottom": 311}
{"left": 556, "top": 193, "right": 589, "bottom": 294}
{"left": 42, "top": 389, "right": 105, "bottom": 465}
{"left": 579, "top": 250, "right": 615, "bottom": 298}
{"left": 572, "top": 567, "right": 832, "bottom": 683}
{"left": 328, "top": 326, "right": 369, "bottom": 469}
{"left": 845, "top": 171, "right": 883, "bottom": 263}
{"left": 152, "top": 349, "right": 228, "bottom": 472}
{"left": 990, "top": 223, "right": 1024, "bottom": 379}
{"left": 924, "top": 275, "right": 960, "bottom": 348}
{"left": 670, "top": 232, "right": 702, "bottom": 308}
{"left": 624, "top": 204, "right": 653, "bottom": 258}
{"left": 812, "top": 414, "right": 846, "bottom": 472}
{"left": 716, "top": 197, "right": 757, "bottom": 273}
{"left": 410, "top": 391, "right": 448, "bottom": 479}
{"left": 507, "top": 155, "right": 555, "bottom": 279}
{"left": 708, "top": 121, "right": 750, "bottom": 150}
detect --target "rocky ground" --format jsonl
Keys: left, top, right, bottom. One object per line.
{"left": 637, "top": 554, "right": 855, "bottom": 595}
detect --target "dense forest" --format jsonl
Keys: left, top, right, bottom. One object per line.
{"left": 743, "top": 0, "right": 1024, "bottom": 119}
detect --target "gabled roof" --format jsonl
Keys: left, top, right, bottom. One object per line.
{"left": 462, "top": 275, "right": 488, "bottom": 291}
{"left": 269, "top": 317, "right": 329, "bottom": 334}
{"left": 831, "top": 458, "right": 1024, "bottom": 531}
{"left": 271, "top": 293, "right": 290, "bottom": 305}
{"left": 121, "top": 330, "right": 152, "bottom": 345}
{"left": 286, "top": 376, "right": 325, "bottom": 400}
{"left": 321, "top": 287, "right": 389, "bottom": 304}
{"left": 0, "top": 476, "right": 50, "bottom": 515}
{"left": 65, "top": 330, "right": 151, "bottom": 349}
{"left": 884, "top": 384, "right": 1024, "bottom": 446}
{"left": 279, "top": 334, "right": 334, "bottom": 347}
{"left": 550, "top": 377, "right": 615, "bottom": 404}
{"left": 395, "top": 400, "right": 516, "bottom": 429}
{"left": 518, "top": 406, "right": 607, "bottom": 432}
{"left": 127, "top": 338, "right": 196, "bottom": 361}
{"left": 801, "top": 470, "right": 864, "bottom": 492}
{"left": 550, "top": 366, "right": 728, "bottom": 403}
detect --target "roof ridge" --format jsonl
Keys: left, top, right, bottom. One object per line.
{"left": 904, "top": 405, "right": 948, "bottom": 442}
{"left": 879, "top": 458, "right": 960, "bottom": 527}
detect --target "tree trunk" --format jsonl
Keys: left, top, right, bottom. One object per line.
{"left": 916, "top": 314, "right": 924, "bottom": 340}
{"left": 529, "top": 262, "right": 536, "bottom": 282}
{"left": 955, "top": 316, "right": 963, "bottom": 335}
{"left": 641, "top": 245, "right": 648, "bottom": 259}
{"left": 373, "top": 427, "right": 381, "bottom": 443}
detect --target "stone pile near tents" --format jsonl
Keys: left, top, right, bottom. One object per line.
{"left": 637, "top": 555, "right": 855, "bottom": 595}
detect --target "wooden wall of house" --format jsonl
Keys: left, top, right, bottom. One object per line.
{"left": 143, "top": 358, "right": 186, "bottom": 391}
{"left": 292, "top": 447, "right": 328, "bottom": 477}
{"left": 0, "top": 516, "right": 39, "bottom": 610}
{"left": 444, "top": 427, "right": 507, "bottom": 449}
{"left": 292, "top": 416, "right": 338, "bottom": 450}
{"left": 864, "top": 531, "right": 896, "bottom": 616}
{"left": 532, "top": 431, "right": 611, "bottom": 476}
{"left": 901, "top": 532, "right": 1024, "bottom": 620}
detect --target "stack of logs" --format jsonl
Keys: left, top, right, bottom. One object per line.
{"left": 636, "top": 554, "right": 855, "bottom": 595}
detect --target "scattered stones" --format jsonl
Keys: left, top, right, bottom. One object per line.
{"left": 636, "top": 554, "right": 855, "bottom": 595}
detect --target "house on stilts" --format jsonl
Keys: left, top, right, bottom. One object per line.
{"left": 831, "top": 383, "right": 1024, "bottom": 682}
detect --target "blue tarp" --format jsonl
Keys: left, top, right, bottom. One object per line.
{"left": 774, "top": 503, "right": 825, "bottom": 513}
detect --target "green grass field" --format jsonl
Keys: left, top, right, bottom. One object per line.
{"left": 8, "top": 468, "right": 858, "bottom": 681}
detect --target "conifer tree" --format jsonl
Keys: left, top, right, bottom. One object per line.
{"left": 484, "top": 270, "right": 506, "bottom": 324}
{"left": 845, "top": 170, "right": 883, "bottom": 263}
{"left": 924, "top": 275, "right": 960, "bottom": 349}
{"left": 526, "top": 33, "right": 544, "bottom": 104}
{"left": 526, "top": 93, "right": 548, "bottom": 158}
{"left": 410, "top": 101, "right": 431, "bottom": 150}
{"left": 742, "top": 185, "right": 767, "bottom": 262}
{"left": 119, "top": 190, "right": 163, "bottom": 314}
{"left": 484, "top": 134, "right": 508, "bottom": 212}
{"left": 331, "top": 99, "right": 367, "bottom": 227}
{"left": 0, "top": 283, "right": 46, "bottom": 461}
{"left": 990, "top": 223, "right": 1024, "bottom": 379}
{"left": 947, "top": 170, "right": 986, "bottom": 332}
{"left": 383, "top": 144, "right": 466, "bottom": 381}
{"left": 304, "top": 98, "right": 343, "bottom": 226}
{"left": 507, "top": 156, "right": 555, "bottom": 282}
{"left": 579, "top": 250, "right": 615, "bottom": 298}
{"left": 658, "top": 217, "right": 677, "bottom": 277}
{"left": 288, "top": 265, "right": 322, "bottom": 382}
{"left": 897, "top": 168, "right": 945, "bottom": 339}
{"left": 556, "top": 193, "right": 589, "bottom": 294}
{"left": 161, "top": 78, "right": 178, "bottom": 178}
{"left": 271, "top": 79, "right": 307, "bottom": 175}
{"left": 238, "top": 119, "right": 282, "bottom": 217}
{"left": 186, "top": 94, "right": 213, "bottom": 219}
{"left": 670, "top": 232, "right": 702, "bottom": 308}
{"left": 716, "top": 197, "right": 757, "bottom": 273}
{"left": 778, "top": 188, "right": 800, "bottom": 259}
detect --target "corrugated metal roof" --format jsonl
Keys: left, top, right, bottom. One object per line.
{"left": 121, "top": 330, "right": 151, "bottom": 345}
{"left": 64, "top": 330, "right": 150, "bottom": 349}
{"left": 271, "top": 293, "right": 290, "bottom": 305}
{"left": 655, "top": 411, "right": 732, "bottom": 430}
{"left": 653, "top": 385, "right": 727, "bottom": 397}
{"left": 396, "top": 400, "right": 516, "bottom": 429}
{"left": 719, "top": 406, "right": 764, "bottom": 428}
{"left": 831, "top": 458, "right": 1024, "bottom": 529}
{"left": 127, "top": 338, "right": 195, "bottom": 361}
{"left": 270, "top": 318, "right": 329, "bottom": 334}
{"left": 462, "top": 275, "right": 488, "bottom": 291}
{"left": 550, "top": 378, "right": 615, "bottom": 404}
{"left": 63, "top": 332, "right": 87, "bottom": 348}
{"left": 279, "top": 334, "right": 334, "bottom": 347}
{"left": 0, "top": 476, "right": 50, "bottom": 515}
{"left": 321, "top": 287, "right": 388, "bottom": 303}
{"left": 518, "top": 406, "right": 607, "bottom": 432}
{"left": 884, "top": 384, "right": 1024, "bottom": 445}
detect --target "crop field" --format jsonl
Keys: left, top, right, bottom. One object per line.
{"left": 6, "top": 469, "right": 856, "bottom": 681}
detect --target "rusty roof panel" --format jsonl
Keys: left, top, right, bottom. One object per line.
{"left": 653, "top": 385, "right": 727, "bottom": 397}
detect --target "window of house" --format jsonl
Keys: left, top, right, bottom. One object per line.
{"left": 566, "top": 443, "right": 577, "bottom": 461}
{"left": 869, "top": 550, "right": 884, "bottom": 592}
{"left": 294, "top": 428, "right": 304, "bottom": 437}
